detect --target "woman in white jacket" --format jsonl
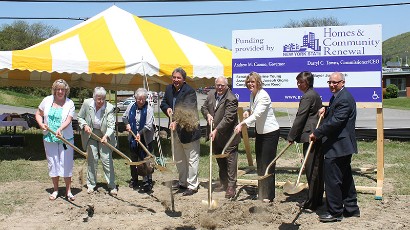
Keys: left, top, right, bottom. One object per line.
{"left": 35, "top": 79, "right": 75, "bottom": 201}
{"left": 235, "top": 72, "right": 280, "bottom": 201}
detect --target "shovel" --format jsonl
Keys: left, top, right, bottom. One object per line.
{"left": 257, "top": 142, "right": 292, "bottom": 201}
{"left": 46, "top": 127, "right": 87, "bottom": 186}
{"left": 89, "top": 132, "right": 147, "bottom": 166}
{"left": 47, "top": 127, "right": 87, "bottom": 158}
{"left": 283, "top": 115, "right": 323, "bottom": 195}
{"left": 213, "top": 132, "right": 237, "bottom": 159}
{"left": 129, "top": 130, "right": 170, "bottom": 172}
{"left": 202, "top": 122, "right": 217, "bottom": 210}
{"left": 167, "top": 113, "right": 182, "bottom": 165}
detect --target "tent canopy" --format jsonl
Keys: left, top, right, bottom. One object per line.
{"left": 0, "top": 6, "right": 232, "bottom": 91}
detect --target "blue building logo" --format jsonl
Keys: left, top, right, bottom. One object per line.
{"left": 283, "top": 32, "right": 321, "bottom": 56}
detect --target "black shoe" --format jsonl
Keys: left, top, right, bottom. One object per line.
{"left": 172, "top": 184, "right": 187, "bottom": 191}
{"left": 140, "top": 182, "right": 153, "bottom": 193}
{"left": 182, "top": 188, "right": 198, "bottom": 196}
{"left": 296, "top": 201, "right": 305, "bottom": 208}
{"left": 343, "top": 210, "right": 360, "bottom": 218}
{"left": 319, "top": 212, "right": 343, "bottom": 222}
{"left": 296, "top": 201, "right": 318, "bottom": 211}
{"left": 129, "top": 179, "right": 138, "bottom": 188}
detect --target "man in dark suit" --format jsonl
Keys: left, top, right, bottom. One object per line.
{"left": 160, "top": 67, "right": 201, "bottom": 196}
{"left": 201, "top": 76, "right": 241, "bottom": 199}
{"left": 310, "top": 72, "right": 360, "bottom": 222}
{"left": 287, "top": 71, "right": 324, "bottom": 210}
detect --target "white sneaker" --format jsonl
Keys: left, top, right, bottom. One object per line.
{"left": 87, "top": 188, "right": 94, "bottom": 194}
{"left": 110, "top": 188, "right": 118, "bottom": 196}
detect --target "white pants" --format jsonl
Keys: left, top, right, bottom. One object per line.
{"left": 43, "top": 140, "right": 74, "bottom": 177}
{"left": 173, "top": 132, "right": 200, "bottom": 190}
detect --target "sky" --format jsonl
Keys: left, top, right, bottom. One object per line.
{"left": 0, "top": 0, "right": 409, "bottom": 50}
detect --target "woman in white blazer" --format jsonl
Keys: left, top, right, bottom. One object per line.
{"left": 35, "top": 79, "right": 76, "bottom": 201}
{"left": 235, "top": 72, "right": 280, "bottom": 201}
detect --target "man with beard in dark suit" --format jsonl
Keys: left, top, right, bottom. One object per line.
{"left": 201, "top": 76, "right": 240, "bottom": 199}
{"left": 310, "top": 72, "right": 360, "bottom": 222}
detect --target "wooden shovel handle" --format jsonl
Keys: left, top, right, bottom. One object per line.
{"left": 208, "top": 122, "right": 213, "bottom": 209}
{"left": 129, "top": 130, "right": 170, "bottom": 172}
{"left": 294, "top": 114, "right": 324, "bottom": 185}
{"left": 263, "top": 142, "right": 292, "bottom": 176}
{"left": 129, "top": 130, "right": 170, "bottom": 170}
{"left": 46, "top": 127, "right": 87, "bottom": 158}
{"left": 129, "top": 130, "right": 154, "bottom": 158}
{"left": 220, "top": 132, "right": 238, "bottom": 155}
{"left": 89, "top": 132, "right": 131, "bottom": 162}
{"left": 170, "top": 113, "right": 175, "bottom": 162}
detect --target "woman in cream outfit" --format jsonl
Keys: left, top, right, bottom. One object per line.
{"left": 35, "top": 79, "right": 76, "bottom": 201}
{"left": 235, "top": 72, "right": 280, "bottom": 201}
{"left": 78, "top": 87, "right": 118, "bottom": 196}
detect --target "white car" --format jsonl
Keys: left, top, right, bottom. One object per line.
{"left": 115, "top": 98, "right": 135, "bottom": 112}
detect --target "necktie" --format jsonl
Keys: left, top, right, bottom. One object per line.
{"left": 329, "top": 95, "right": 335, "bottom": 106}
{"left": 215, "top": 96, "right": 221, "bottom": 109}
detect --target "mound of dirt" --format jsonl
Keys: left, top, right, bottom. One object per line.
{"left": 1, "top": 173, "right": 410, "bottom": 229}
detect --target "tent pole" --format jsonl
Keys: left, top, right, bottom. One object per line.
{"left": 115, "top": 75, "right": 119, "bottom": 146}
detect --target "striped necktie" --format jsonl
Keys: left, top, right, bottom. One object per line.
{"left": 215, "top": 96, "right": 221, "bottom": 109}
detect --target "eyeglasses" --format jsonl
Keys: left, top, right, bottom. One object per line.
{"left": 216, "top": 84, "right": 226, "bottom": 88}
{"left": 327, "top": 80, "right": 344, "bottom": 85}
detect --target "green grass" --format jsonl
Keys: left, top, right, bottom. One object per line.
{"left": 383, "top": 97, "right": 410, "bottom": 110}
{"left": 0, "top": 89, "right": 43, "bottom": 109}
{"left": 274, "top": 111, "right": 287, "bottom": 117}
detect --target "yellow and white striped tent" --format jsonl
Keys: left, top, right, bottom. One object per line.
{"left": 0, "top": 6, "right": 232, "bottom": 91}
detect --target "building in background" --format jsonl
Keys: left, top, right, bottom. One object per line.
{"left": 383, "top": 58, "right": 410, "bottom": 97}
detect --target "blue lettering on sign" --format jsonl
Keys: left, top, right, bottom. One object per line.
{"left": 232, "top": 56, "right": 382, "bottom": 73}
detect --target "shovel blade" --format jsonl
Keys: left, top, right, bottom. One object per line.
{"left": 201, "top": 199, "right": 218, "bottom": 210}
{"left": 283, "top": 181, "right": 306, "bottom": 195}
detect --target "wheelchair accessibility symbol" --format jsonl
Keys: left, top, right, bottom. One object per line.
{"left": 372, "top": 91, "right": 379, "bottom": 100}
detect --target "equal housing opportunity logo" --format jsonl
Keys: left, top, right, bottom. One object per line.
{"left": 283, "top": 32, "right": 321, "bottom": 56}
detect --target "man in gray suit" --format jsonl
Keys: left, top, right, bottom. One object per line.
{"left": 201, "top": 76, "right": 240, "bottom": 199}
{"left": 310, "top": 72, "right": 360, "bottom": 222}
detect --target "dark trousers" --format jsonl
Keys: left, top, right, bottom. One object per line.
{"left": 324, "top": 154, "right": 360, "bottom": 215}
{"left": 255, "top": 129, "right": 280, "bottom": 176}
{"left": 129, "top": 140, "right": 153, "bottom": 181}
{"left": 302, "top": 141, "right": 324, "bottom": 210}
{"left": 215, "top": 145, "right": 238, "bottom": 188}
